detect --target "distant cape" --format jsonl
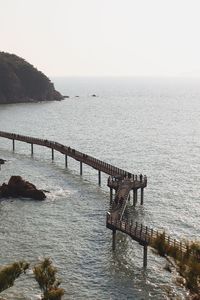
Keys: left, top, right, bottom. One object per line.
{"left": 0, "top": 52, "right": 64, "bottom": 104}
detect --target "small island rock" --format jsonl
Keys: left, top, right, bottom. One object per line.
{"left": 0, "top": 176, "right": 46, "bottom": 200}
{"left": 0, "top": 159, "right": 6, "bottom": 165}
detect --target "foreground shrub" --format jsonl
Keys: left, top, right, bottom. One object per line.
{"left": 152, "top": 233, "right": 200, "bottom": 296}
{"left": 33, "top": 257, "right": 64, "bottom": 300}
{"left": 151, "top": 232, "right": 168, "bottom": 256}
{"left": 183, "top": 259, "right": 200, "bottom": 294}
{"left": 0, "top": 261, "right": 29, "bottom": 293}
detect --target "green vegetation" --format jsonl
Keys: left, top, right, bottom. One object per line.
{"left": 0, "top": 52, "right": 63, "bottom": 103}
{"left": 152, "top": 232, "right": 181, "bottom": 259}
{"left": 152, "top": 234, "right": 200, "bottom": 297}
{"left": 0, "top": 261, "right": 29, "bottom": 293}
{"left": 33, "top": 258, "right": 64, "bottom": 300}
{"left": 0, "top": 258, "right": 64, "bottom": 300}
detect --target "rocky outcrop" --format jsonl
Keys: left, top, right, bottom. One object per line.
{"left": 0, "top": 52, "right": 64, "bottom": 104}
{"left": 0, "top": 176, "right": 46, "bottom": 200}
{"left": 0, "top": 159, "right": 6, "bottom": 165}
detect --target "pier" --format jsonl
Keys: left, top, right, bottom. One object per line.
{"left": 0, "top": 131, "right": 146, "bottom": 187}
{"left": 0, "top": 131, "right": 199, "bottom": 268}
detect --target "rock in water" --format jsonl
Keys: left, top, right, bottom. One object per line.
{"left": 0, "top": 176, "right": 46, "bottom": 200}
{"left": 0, "top": 158, "right": 6, "bottom": 164}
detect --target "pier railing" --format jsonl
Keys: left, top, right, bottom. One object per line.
{"left": 107, "top": 175, "right": 147, "bottom": 188}
{"left": 106, "top": 213, "right": 200, "bottom": 261}
{"left": 0, "top": 131, "right": 147, "bottom": 181}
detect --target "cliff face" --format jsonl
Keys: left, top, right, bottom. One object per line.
{"left": 0, "top": 52, "right": 63, "bottom": 103}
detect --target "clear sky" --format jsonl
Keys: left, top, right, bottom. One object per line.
{"left": 1, "top": 0, "right": 200, "bottom": 77}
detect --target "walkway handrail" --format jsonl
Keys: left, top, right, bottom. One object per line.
{"left": 0, "top": 131, "right": 146, "bottom": 179}
{"left": 106, "top": 213, "right": 200, "bottom": 260}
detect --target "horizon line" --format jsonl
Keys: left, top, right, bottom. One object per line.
{"left": 50, "top": 74, "right": 200, "bottom": 79}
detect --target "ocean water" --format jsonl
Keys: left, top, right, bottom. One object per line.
{"left": 0, "top": 77, "right": 200, "bottom": 299}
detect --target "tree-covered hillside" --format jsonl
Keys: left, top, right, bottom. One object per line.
{"left": 0, "top": 52, "right": 63, "bottom": 103}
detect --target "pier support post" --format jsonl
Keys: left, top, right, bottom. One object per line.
{"left": 112, "top": 229, "right": 116, "bottom": 251}
{"left": 80, "top": 161, "right": 83, "bottom": 175}
{"left": 143, "top": 245, "right": 148, "bottom": 268}
{"left": 98, "top": 170, "right": 101, "bottom": 186}
{"left": 133, "top": 189, "right": 137, "bottom": 206}
{"left": 51, "top": 148, "right": 54, "bottom": 161}
{"left": 65, "top": 155, "right": 68, "bottom": 168}
{"left": 140, "top": 188, "right": 144, "bottom": 205}
{"left": 128, "top": 194, "right": 130, "bottom": 202}
{"left": 31, "top": 143, "right": 33, "bottom": 156}
{"left": 110, "top": 188, "right": 113, "bottom": 204}
{"left": 12, "top": 139, "right": 15, "bottom": 151}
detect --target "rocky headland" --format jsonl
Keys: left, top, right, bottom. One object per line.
{"left": 0, "top": 52, "right": 63, "bottom": 103}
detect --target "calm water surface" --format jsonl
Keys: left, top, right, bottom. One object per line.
{"left": 0, "top": 77, "right": 200, "bottom": 299}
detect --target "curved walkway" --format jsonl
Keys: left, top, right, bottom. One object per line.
{"left": 1, "top": 131, "right": 197, "bottom": 266}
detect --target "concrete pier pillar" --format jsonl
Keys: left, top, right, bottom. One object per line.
{"left": 112, "top": 229, "right": 116, "bottom": 250}
{"left": 143, "top": 245, "right": 148, "bottom": 268}
{"left": 110, "top": 188, "right": 113, "bottom": 204}
{"left": 98, "top": 170, "right": 101, "bottom": 186}
{"left": 80, "top": 161, "right": 83, "bottom": 175}
{"left": 133, "top": 189, "right": 137, "bottom": 206}
{"left": 12, "top": 139, "right": 15, "bottom": 151}
{"left": 31, "top": 143, "right": 33, "bottom": 156}
{"left": 65, "top": 154, "right": 68, "bottom": 168}
{"left": 51, "top": 148, "right": 54, "bottom": 160}
{"left": 140, "top": 188, "right": 144, "bottom": 205}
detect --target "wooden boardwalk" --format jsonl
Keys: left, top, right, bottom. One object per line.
{"left": 108, "top": 176, "right": 147, "bottom": 218}
{"left": 106, "top": 213, "right": 200, "bottom": 264}
{"left": 107, "top": 178, "right": 200, "bottom": 267}
{"left": 0, "top": 131, "right": 197, "bottom": 268}
{"left": 0, "top": 131, "right": 147, "bottom": 186}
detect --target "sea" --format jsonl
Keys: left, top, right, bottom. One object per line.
{"left": 0, "top": 76, "right": 200, "bottom": 299}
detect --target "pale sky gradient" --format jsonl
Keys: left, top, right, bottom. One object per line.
{"left": 1, "top": 0, "right": 200, "bottom": 77}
